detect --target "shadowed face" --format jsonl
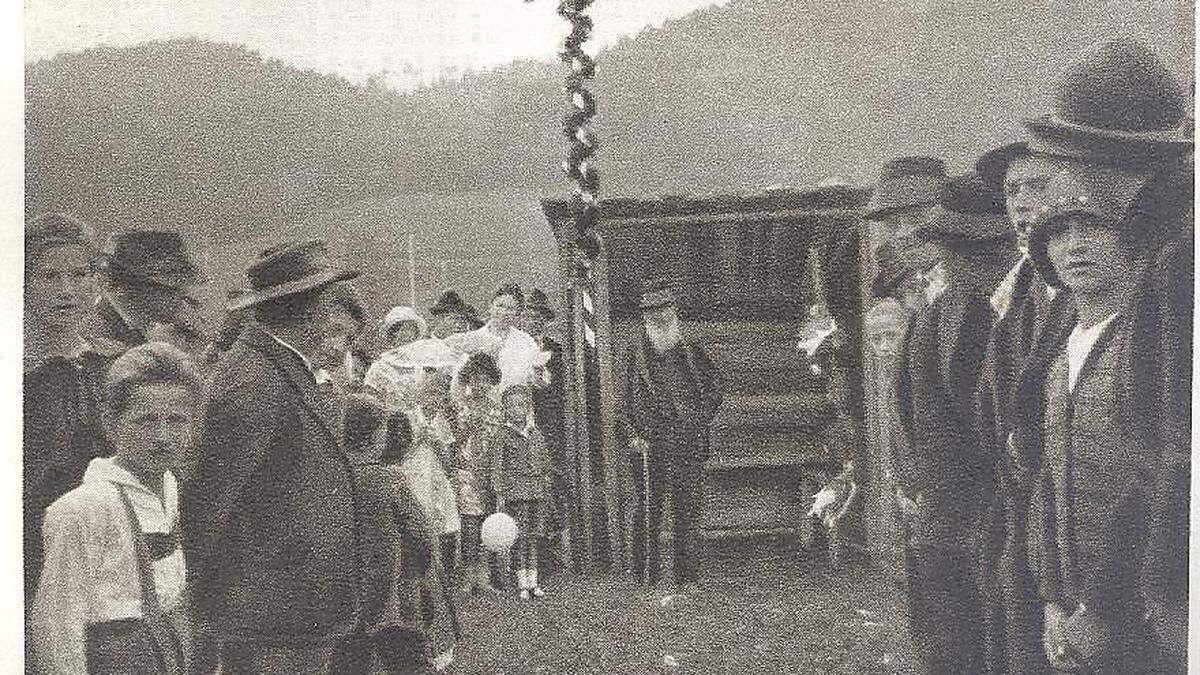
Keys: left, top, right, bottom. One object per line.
{"left": 318, "top": 304, "right": 361, "bottom": 369}
{"left": 521, "top": 308, "right": 548, "bottom": 337}
{"left": 1045, "top": 215, "right": 1136, "bottom": 298}
{"left": 389, "top": 320, "right": 420, "bottom": 348}
{"left": 490, "top": 294, "right": 521, "bottom": 330}
{"left": 432, "top": 312, "right": 470, "bottom": 338}
{"left": 27, "top": 243, "right": 95, "bottom": 333}
{"left": 502, "top": 388, "right": 531, "bottom": 423}
{"left": 110, "top": 383, "right": 196, "bottom": 479}
{"left": 1004, "top": 156, "right": 1057, "bottom": 240}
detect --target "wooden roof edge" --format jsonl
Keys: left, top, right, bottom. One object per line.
{"left": 540, "top": 185, "right": 872, "bottom": 224}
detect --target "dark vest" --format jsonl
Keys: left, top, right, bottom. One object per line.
{"left": 1034, "top": 321, "right": 1152, "bottom": 618}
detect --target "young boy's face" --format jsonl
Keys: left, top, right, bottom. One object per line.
{"left": 467, "top": 372, "right": 495, "bottom": 394}
{"left": 503, "top": 390, "right": 531, "bottom": 422}
{"left": 418, "top": 375, "right": 450, "bottom": 414}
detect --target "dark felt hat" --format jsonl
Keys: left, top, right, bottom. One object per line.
{"left": 102, "top": 230, "right": 205, "bottom": 291}
{"left": 526, "top": 288, "right": 555, "bottom": 319}
{"left": 1025, "top": 163, "right": 1159, "bottom": 288}
{"left": 1024, "top": 38, "right": 1193, "bottom": 167}
{"left": 228, "top": 239, "right": 359, "bottom": 311}
{"left": 457, "top": 352, "right": 501, "bottom": 386}
{"left": 638, "top": 278, "right": 677, "bottom": 311}
{"left": 864, "top": 156, "right": 949, "bottom": 220}
{"left": 974, "top": 141, "right": 1032, "bottom": 193}
{"left": 26, "top": 212, "right": 97, "bottom": 261}
{"left": 912, "top": 173, "right": 1013, "bottom": 249}
{"left": 430, "top": 289, "right": 470, "bottom": 316}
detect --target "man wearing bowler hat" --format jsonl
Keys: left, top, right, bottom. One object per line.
{"left": 1004, "top": 38, "right": 1192, "bottom": 674}
{"left": 623, "top": 279, "right": 723, "bottom": 587}
{"left": 182, "top": 240, "right": 380, "bottom": 673}
{"left": 93, "top": 229, "right": 209, "bottom": 353}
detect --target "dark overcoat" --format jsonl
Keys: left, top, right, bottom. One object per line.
{"left": 181, "top": 323, "right": 360, "bottom": 645}
{"left": 622, "top": 336, "right": 723, "bottom": 475}
{"left": 23, "top": 348, "right": 116, "bottom": 606}
{"left": 896, "top": 287, "right": 995, "bottom": 543}
{"left": 973, "top": 257, "right": 1057, "bottom": 675}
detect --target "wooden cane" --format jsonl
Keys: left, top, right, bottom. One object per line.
{"left": 641, "top": 447, "right": 652, "bottom": 586}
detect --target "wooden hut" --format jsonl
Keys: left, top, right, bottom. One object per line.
{"left": 542, "top": 186, "right": 871, "bottom": 573}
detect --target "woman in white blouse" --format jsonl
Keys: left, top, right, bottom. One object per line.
{"left": 444, "top": 283, "right": 550, "bottom": 396}
{"left": 32, "top": 342, "right": 202, "bottom": 675}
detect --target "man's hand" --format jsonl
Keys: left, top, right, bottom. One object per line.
{"left": 1061, "top": 605, "right": 1111, "bottom": 666}
{"left": 630, "top": 437, "right": 649, "bottom": 454}
{"left": 1043, "top": 602, "right": 1081, "bottom": 671}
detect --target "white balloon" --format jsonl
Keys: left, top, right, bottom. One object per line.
{"left": 481, "top": 512, "right": 518, "bottom": 553}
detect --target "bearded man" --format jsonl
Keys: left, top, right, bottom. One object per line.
{"left": 623, "top": 280, "right": 723, "bottom": 586}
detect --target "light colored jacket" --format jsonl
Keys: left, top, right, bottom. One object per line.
{"left": 32, "top": 457, "right": 184, "bottom": 675}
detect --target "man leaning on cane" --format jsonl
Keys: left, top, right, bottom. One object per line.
{"left": 623, "top": 280, "right": 723, "bottom": 590}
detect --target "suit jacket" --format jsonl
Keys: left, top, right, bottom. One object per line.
{"left": 896, "top": 285, "right": 995, "bottom": 544}
{"left": 1011, "top": 255, "right": 1190, "bottom": 665}
{"left": 490, "top": 423, "right": 551, "bottom": 503}
{"left": 181, "top": 324, "right": 359, "bottom": 644}
{"left": 532, "top": 336, "right": 566, "bottom": 452}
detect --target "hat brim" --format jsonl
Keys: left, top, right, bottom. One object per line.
{"left": 974, "top": 142, "right": 1031, "bottom": 193}
{"left": 228, "top": 268, "right": 360, "bottom": 311}
{"left": 102, "top": 259, "right": 207, "bottom": 291}
{"left": 1024, "top": 115, "right": 1193, "bottom": 166}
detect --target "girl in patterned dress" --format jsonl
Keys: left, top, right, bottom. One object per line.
{"left": 452, "top": 353, "right": 503, "bottom": 594}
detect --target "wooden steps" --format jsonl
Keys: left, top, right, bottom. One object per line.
{"left": 694, "top": 321, "right": 838, "bottom": 546}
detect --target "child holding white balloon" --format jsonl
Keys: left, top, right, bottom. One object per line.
{"left": 453, "top": 353, "right": 504, "bottom": 594}
{"left": 490, "top": 384, "right": 552, "bottom": 600}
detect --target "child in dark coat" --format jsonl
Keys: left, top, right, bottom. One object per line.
{"left": 491, "top": 384, "right": 552, "bottom": 600}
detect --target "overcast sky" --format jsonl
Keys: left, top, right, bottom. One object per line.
{"left": 25, "top": 0, "right": 729, "bottom": 90}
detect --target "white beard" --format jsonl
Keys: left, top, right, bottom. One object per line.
{"left": 645, "top": 319, "right": 683, "bottom": 354}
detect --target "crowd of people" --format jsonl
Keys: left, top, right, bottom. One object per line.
{"left": 845, "top": 38, "right": 1192, "bottom": 675}
{"left": 20, "top": 32, "right": 1193, "bottom": 675}
{"left": 24, "top": 221, "right": 571, "bottom": 672}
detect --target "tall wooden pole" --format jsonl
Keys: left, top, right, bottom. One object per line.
{"left": 408, "top": 232, "right": 416, "bottom": 308}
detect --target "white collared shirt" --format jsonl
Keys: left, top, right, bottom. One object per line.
{"left": 32, "top": 457, "right": 185, "bottom": 675}
{"left": 1066, "top": 313, "right": 1118, "bottom": 391}
{"left": 264, "top": 330, "right": 322, "bottom": 379}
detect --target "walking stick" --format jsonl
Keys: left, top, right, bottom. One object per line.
{"left": 641, "top": 446, "right": 652, "bottom": 587}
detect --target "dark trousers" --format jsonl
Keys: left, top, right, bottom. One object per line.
{"left": 905, "top": 544, "right": 985, "bottom": 675}
{"left": 629, "top": 450, "right": 704, "bottom": 584}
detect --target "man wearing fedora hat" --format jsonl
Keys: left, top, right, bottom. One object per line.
{"left": 182, "top": 240, "right": 385, "bottom": 673}
{"left": 865, "top": 155, "right": 949, "bottom": 239}
{"left": 92, "top": 229, "right": 209, "bottom": 354}
{"left": 623, "top": 279, "right": 723, "bottom": 587}
{"left": 893, "top": 173, "right": 1018, "bottom": 674}
{"left": 521, "top": 288, "right": 571, "bottom": 576}
{"left": 971, "top": 146, "right": 1066, "bottom": 675}
{"left": 429, "top": 289, "right": 481, "bottom": 338}
{"left": 1000, "top": 38, "right": 1192, "bottom": 674}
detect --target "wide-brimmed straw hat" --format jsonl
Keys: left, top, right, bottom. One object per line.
{"left": 228, "top": 239, "right": 359, "bottom": 311}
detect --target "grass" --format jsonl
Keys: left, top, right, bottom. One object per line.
{"left": 450, "top": 554, "right": 919, "bottom": 674}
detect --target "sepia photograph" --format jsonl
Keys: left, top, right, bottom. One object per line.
{"left": 13, "top": 0, "right": 1197, "bottom": 673}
